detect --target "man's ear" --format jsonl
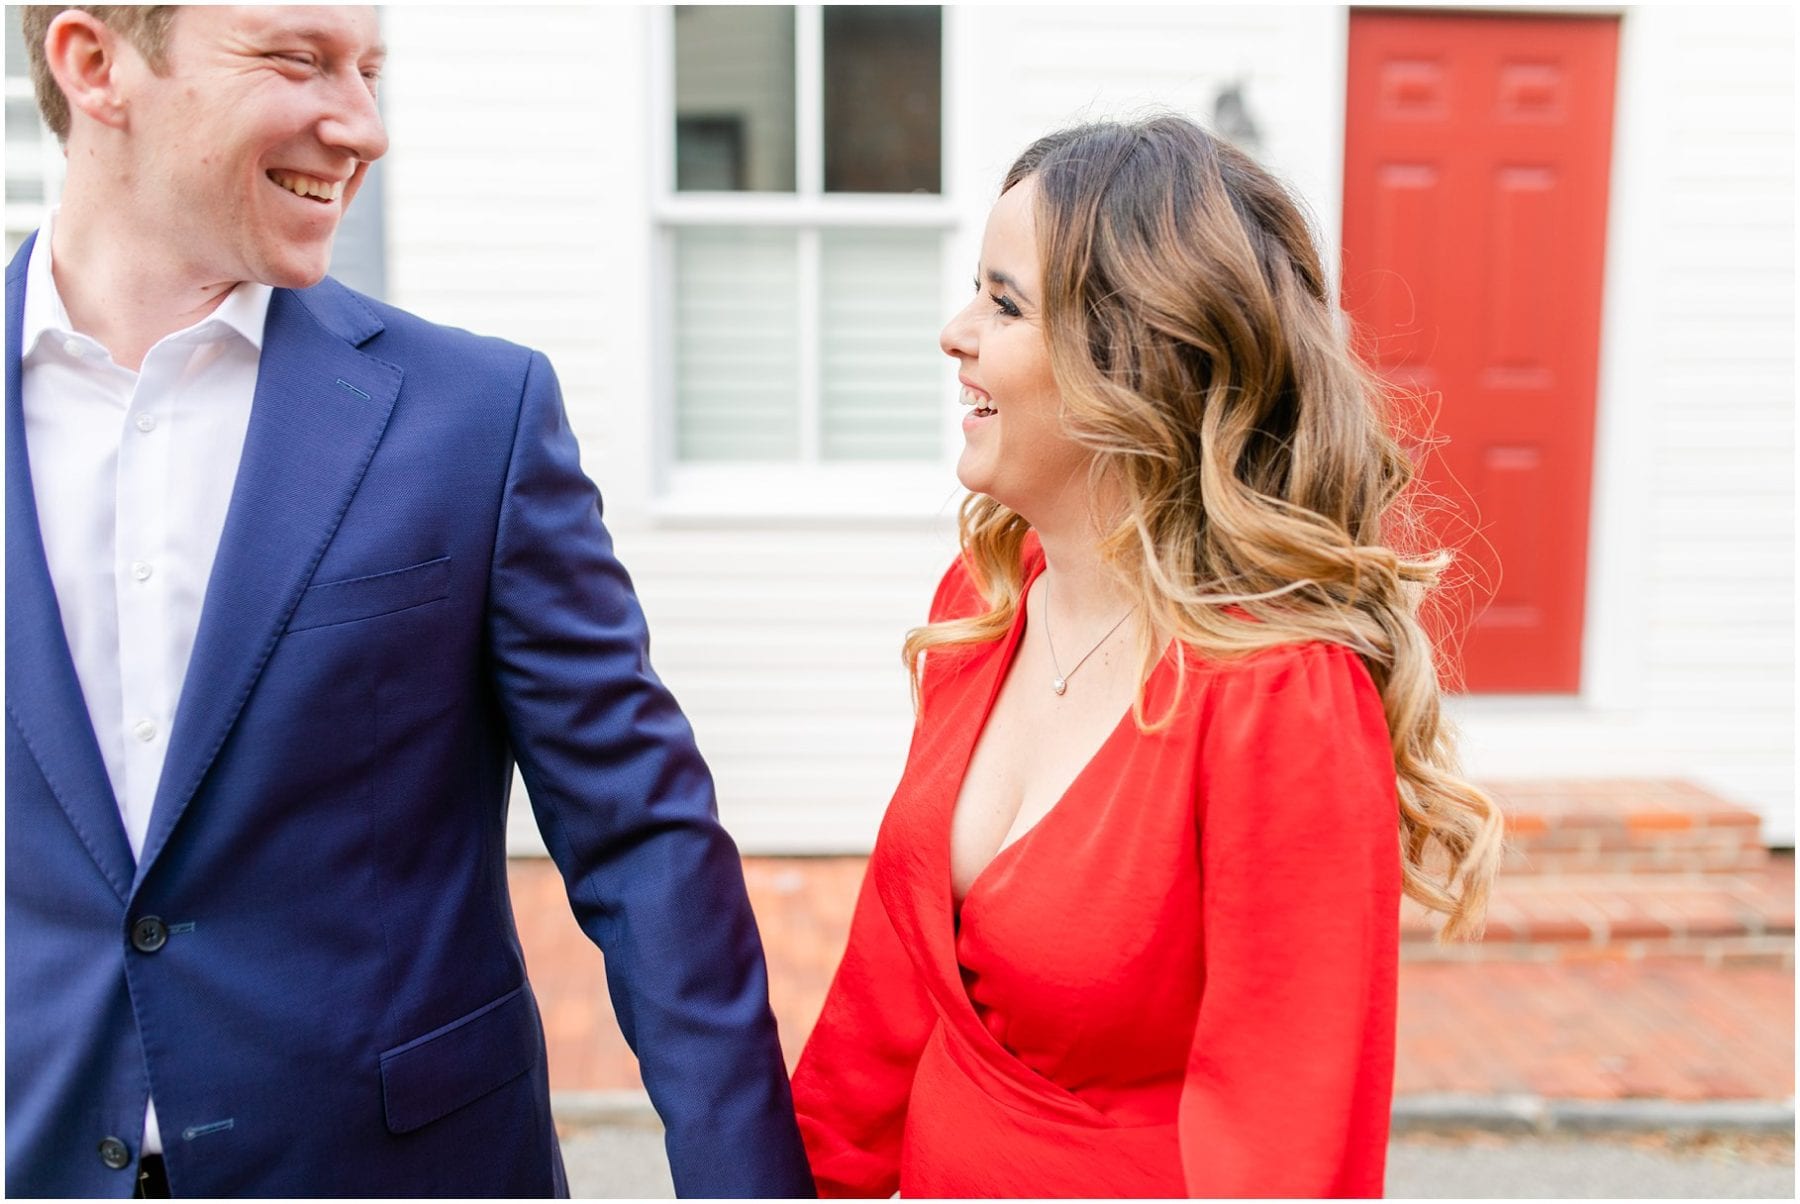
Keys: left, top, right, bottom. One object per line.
{"left": 42, "top": 9, "right": 132, "bottom": 132}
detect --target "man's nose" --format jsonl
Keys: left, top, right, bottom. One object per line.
{"left": 321, "top": 75, "right": 389, "bottom": 165}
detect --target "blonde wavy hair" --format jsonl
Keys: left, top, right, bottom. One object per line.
{"left": 905, "top": 117, "right": 1501, "bottom": 940}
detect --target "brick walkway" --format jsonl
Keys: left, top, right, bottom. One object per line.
{"left": 509, "top": 854, "right": 1795, "bottom": 1102}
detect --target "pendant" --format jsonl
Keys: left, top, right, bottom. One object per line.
{"left": 1052, "top": 677, "right": 1068, "bottom": 696}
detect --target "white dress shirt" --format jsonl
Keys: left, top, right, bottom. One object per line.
{"left": 19, "top": 214, "right": 271, "bottom": 1157}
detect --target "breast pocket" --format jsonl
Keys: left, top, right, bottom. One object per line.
{"left": 286, "top": 556, "right": 451, "bottom": 634}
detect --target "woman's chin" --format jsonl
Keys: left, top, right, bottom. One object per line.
{"left": 955, "top": 475, "right": 1019, "bottom": 516}
{"left": 953, "top": 456, "right": 985, "bottom": 497}
{"left": 955, "top": 468, "right": 1007, "bottom": 506}
{"left": 957, "top": 452, "right": 1038, "bottom": 515}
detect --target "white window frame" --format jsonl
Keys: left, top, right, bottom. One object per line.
{"left": 648, "top": 4, "right": 965, "bottom": 522}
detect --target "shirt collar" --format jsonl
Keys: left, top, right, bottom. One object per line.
{"left": 22, "top": 209, "right": 274, "bottom": 362}
{"left": 20, "top": 213, "right": 71, "bottom": 362}
{"left": 206, "top": 272, "right": 273, "bottom": 353}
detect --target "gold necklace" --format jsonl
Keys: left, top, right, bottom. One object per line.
{"left": 1042, "top": 579, "right": 1133, "bottom": 696}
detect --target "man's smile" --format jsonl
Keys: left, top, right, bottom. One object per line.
{"left": 266, "top": 169, "right": 344, "bottom": 203}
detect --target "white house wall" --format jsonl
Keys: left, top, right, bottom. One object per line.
{"left": 377, "top": 5, "right": 1793, "bottom": 853}
{"left": 948, "top": 5, "right": 1347, "bottom": 279}
{"left": 1645, "top": 5, "right": 1794, "bottom": 840}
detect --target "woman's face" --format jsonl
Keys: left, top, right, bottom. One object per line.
{"left": 940, "top": 177, "right": 1093, "bottom": 524}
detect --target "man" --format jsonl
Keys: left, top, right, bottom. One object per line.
{"left": 5, "top": 6, "right": 813, "bottom": 1196}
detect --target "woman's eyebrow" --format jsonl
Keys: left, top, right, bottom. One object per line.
{"left": 985, "top": 268, "right": 1034, "bottom": 305}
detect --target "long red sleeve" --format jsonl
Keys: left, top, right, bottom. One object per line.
{"left": 1179, "top": 641, "right": 1402, "bottom": 1197}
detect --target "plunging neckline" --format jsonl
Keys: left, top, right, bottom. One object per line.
{"left": 949, "top": 558, "right": 1169, "bottom": 914}
{"left": 920, "top": 550, "right": 1184, "bottom": 1127}
{"left": 855, "top": 542, "right": 1203, "bottom": 1130}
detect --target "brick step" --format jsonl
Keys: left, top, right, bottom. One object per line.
{"left": 1402, "top": 854, "right": 1794, "bottom": 964}
{"left": 1489, "top": 780, "right": 1766, "bottom": 876}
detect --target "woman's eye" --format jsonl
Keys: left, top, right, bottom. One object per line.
{"left": 989, "top": 292, "right": 1022, "bottom": 319}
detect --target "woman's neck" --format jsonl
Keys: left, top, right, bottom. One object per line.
{"left": 1029, "top": 481, "right": 1135, "bottom": 630}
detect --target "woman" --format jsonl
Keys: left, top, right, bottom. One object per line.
{"left": 789, "top": 116, "right": 1501, "bottom": 1199}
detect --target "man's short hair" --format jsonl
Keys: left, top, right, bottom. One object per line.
{"left": 21, "top": 6, "right": 177, "bottom": 141}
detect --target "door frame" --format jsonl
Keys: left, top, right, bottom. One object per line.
{"left": 1326, "top": 4, "right": 1644, "bottom": 713}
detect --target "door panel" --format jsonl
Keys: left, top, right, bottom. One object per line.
{"left": 1342, "top": 11, "right": 1619, "bottom": 692}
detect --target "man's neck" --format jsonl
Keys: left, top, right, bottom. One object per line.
{"left": 49, "top": 194, "right": 240, "bottom": 372}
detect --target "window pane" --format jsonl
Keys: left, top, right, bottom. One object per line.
{"left": 675, "top": 228, "right": 800, "bottom": 461}
{"left": 820, "top": 229, "right": 942, "bottom": 461}
{"left": 823, "top": 7, "right": 941, "bottom": 194}
{"left": 675, "top": 6, "right": 795, "bottom": 192}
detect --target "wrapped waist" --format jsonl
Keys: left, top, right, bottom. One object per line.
{"left": 900, "top": 1023, "right": 1183, "bottom": 1198}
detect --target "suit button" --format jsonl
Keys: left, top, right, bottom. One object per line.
{"left": 98, "top": 1136, "right": 131, "bottom": 1169}
{"left": 131, "top": 916, "right": 169, "bottom": 953}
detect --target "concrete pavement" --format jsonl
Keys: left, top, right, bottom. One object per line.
{"left": 554, "top": 1119, "right": 1795, "bottom": 1199}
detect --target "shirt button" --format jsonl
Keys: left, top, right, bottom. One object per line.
{"left": 135, "top": 413, "right": 158, "bottom": 433}
{"left": 133, "top": 719, "right": 158, "bottom": 743}
{"left": 98, "top": 1136, "right": 131, "bottom": 1170}
{"left": 130, "top": 561, "right": 153, "bottom": 582}
{"left": 62, "top": 337, "right": 84, "bottom": 359}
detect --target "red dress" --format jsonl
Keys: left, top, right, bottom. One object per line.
{"left": 790, "top": 545, "right": 1402, "bottom": 1198}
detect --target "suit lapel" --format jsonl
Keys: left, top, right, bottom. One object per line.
{"left": 134, "top": 285, "right": 402, "bottom": 888}
{"left": 5, "top": 232, "right": 136, "bottom": 901}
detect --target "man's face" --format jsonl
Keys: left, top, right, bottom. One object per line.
{"left": 117, "top": 5, "right": 388, "bottom": 290}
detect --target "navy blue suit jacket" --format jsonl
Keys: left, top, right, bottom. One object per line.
{"left": 4, "top": 234, "right": 813, "bottom": 1197}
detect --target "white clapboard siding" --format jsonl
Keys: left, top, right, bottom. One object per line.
{"left": 380, "top": 3, "right": 654, "bottom": 519}
{"left": 1634, "top": 6, "right": 1793, "bottom": 837}
{"left": 544, "top": 524, "right": 956, "bottom": 852}
{"left": 953, "top": 5, "right": 1347, "bottom": 265}
{"left": 379, "top": 6, "right": 1791, "bottom": 852}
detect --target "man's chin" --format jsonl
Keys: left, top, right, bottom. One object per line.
{"left": 258, "top": 255, "right": 335, "bottom": 291}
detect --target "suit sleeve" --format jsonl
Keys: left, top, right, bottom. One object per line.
{"left": 485, "top": 351, "right": 813, "bottom": 1198}
{"left": 787, "top": 556, "right": 976, "bottom": 1197}
{"left": 1178, "top": 643, "right": 1402, "bottom": 1198}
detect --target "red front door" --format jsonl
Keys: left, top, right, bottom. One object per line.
{"left": 1341, "top": 11, "right": 1619, "bottom": 692}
